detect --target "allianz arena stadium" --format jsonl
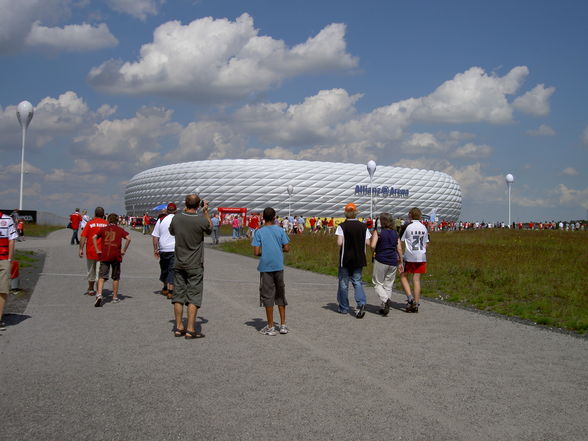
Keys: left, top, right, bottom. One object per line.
{"left": 125, "top": 159, "right": 462, "bottom": 220}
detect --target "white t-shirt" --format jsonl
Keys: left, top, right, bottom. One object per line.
{"left": 401, "top": 220, "right": 429, "bottom": 262}
{"left": 152, "top": 214, "right": 175, "bottom": 252}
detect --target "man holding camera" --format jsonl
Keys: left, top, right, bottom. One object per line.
{"left": 168, "top": 194, "right": 212, "bottom": 339}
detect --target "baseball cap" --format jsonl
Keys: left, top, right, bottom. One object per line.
{"left": 344, "top": 203, "right": 357, "bottom": 211}
{"left": 167, "top": 203, "right": 177, "bottom": 211}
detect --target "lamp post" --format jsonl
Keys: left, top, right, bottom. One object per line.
{"left": 367, "top": 160, "right": 377, "bottom": 220}
{"left": 505, "top": 174, "right": 514, "bottom": 227}
{"left": 16, "top": 101, "right": 34, "bottom": 210}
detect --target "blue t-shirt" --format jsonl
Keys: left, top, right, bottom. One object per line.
{"left": 251, "top": 224, "right": 290, "bottom": 272}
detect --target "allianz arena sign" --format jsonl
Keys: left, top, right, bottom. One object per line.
{"left": 125, "top": 159, "right": 461, "bottom": 220}
{"left": 354, "top": 185, "right": 409, "bottom": 198}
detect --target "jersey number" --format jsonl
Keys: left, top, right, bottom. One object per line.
{"left": 411, "top": 236, "right": 425, "bottom": 251}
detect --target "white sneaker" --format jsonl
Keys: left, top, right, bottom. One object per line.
{"left": 279, "top": 324, "right": 289, "bottom": 334}
{"left": 260, "top": 325, "right": 277, "bottom": 336}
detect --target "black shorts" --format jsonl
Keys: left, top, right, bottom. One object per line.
{"left": 159, "top": 252, "right": 175, "bottom": 284}
{"left": 99, "top": 261, "right": 121, "bottom": 281}
{"left": 259, "top": 271, "right": 287, "bottom": 307}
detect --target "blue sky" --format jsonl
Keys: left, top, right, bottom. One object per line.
{"left": 1, "top": 0, "right": 587, "bottom": 221}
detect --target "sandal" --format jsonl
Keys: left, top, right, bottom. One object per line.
{"left": 173, "top": 328, "right": 186, "bottom": 337}
{"left": 185, "top": 330, "right": 205, "bottom": 339}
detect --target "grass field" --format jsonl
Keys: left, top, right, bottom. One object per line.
{"left": 22, "top": 224, "right": 63, "bottom": 237}
{"left": 219, "top": 229, "right": 588, "bottom": 333}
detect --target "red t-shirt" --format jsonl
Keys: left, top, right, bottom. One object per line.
{"left": 249, "top": 215, "right": 259, "bottom": 229}
{"left": 96, "top": 224, "right": 129, "bottom": 262}
{"left": 70, "top": 212, "right": 82, "bottom": 229}
{"left": 81, "top": 218, "right": 108, "bottom": 260}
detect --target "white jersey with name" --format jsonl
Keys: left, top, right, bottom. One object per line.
{"left": 152, "top": 214, "right": 175, "bottom": 252}
{"left": 401, "top": 220, "right": 429, "bottom": 262}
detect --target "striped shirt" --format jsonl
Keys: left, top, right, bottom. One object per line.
{"left": 0, "top": 213, "right": 18, "bottom": 260}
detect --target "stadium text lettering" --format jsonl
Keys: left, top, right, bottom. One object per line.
{"left": 354, "top": 185, "right": 409, "bottom": 198}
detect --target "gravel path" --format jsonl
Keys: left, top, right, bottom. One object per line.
{"left": 1, "top": 228, "right": 587, "bottom": 441}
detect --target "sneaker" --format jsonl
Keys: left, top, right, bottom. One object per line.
{"left": 260, "top": 325, "right": 277, "bottom": 336}
{"left": 380, "top": 299, "right": 390, "bottom": 316}
{"left": 279, "top": 324, "right": 289, "bottom": 334}
{"left": 406, "top": 300, "right": 418, "bottom": 313}
{"left": 94, "top": 296, "right": 103, "bottom": 307}
{"left": 0, "top": 321, "right": 6, "bottom": 331}
{"left": 355, "top": 304, "right": 366, "bottom": 319}
{"left": 111, "top": 298, "right": 120, "bottom": 304}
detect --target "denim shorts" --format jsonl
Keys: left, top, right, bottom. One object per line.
{"left": 158, "top": 252, "right": 175, "bottom": 284}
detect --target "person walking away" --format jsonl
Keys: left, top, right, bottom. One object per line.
{"left": 0, "top": 211, "right": 18, "bottom": 331}
{"left": 80, "top": 209, "right": 90, "bottom": 231}
{"left": 152, "top": 203, "right": 177, "bottom": 299}
{"left": 335, "top": 203, "right": 371, "bottom": 318}
{"left": 370, "top": 212, "right": 403, "bottom": 316}
{"left": 251, "top": 207, "right": 291, "bottom": 336}
{"left": 69, "top": 208, "right": 83, "bottom": 245}
{"left": 169, "top": 195, "right": 212, "bottom": 339}
{"left": 92, "top": 214, "right": 131, "bottom": 307}
{"left": 79, "top": 207, "right": 108, "bottom": 296}
{"left": 399, "top": 207, "right": 429, "bottom": 313}
{"left": 211, "top": 213, "right": 220, "bottom": 244}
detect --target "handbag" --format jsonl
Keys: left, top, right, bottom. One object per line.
{"left": 67, "top": 221, "right": 72, "bottom": 229}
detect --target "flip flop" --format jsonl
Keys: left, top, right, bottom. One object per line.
{"left": 173, "top": 328, "right": 186, "bottom": 337}
{"left": 185, "top": 330, "right": 205, "bottom": 340}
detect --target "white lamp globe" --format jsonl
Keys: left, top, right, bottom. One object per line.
{"left": 17, "top": 101, "right": 34, "bottom": 129}
{"left": 367, "top": 160, "right": 377, "bottom": 179}
{"left": 505, "top": 174, "right": 514, "bottom": 184}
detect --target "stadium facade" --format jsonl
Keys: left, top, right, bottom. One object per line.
{"left": 125, "top": 159, "right": 462, "bottom": 221}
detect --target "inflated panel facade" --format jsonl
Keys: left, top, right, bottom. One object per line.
{"left": 125, "top": 159, "right": 462, "bottom": 221}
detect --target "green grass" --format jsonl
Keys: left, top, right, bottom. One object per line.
{"left": 22, "top": 224, "right": 63, "bottom": 237}
{"left": 14, "top": 250, "right": 38, "bottom": 268}
{"left": 219, "top": 229, "right": 588, "bottom": 333}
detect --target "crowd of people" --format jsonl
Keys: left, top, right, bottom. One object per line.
{"left": 1, "top": 200, "right": 583, "bottom": 337}
{"left": 66, "top": 196, "right": 434, "bottom": 339}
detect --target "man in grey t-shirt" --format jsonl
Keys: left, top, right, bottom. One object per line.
{"left": 169, "top": 194, "right": 212, "bottom": 339}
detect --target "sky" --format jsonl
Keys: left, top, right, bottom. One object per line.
{"left": 0, "top": 0, "right": 587, "bottom": 222}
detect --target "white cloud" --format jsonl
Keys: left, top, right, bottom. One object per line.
{"left": 105, "top": 0, "right": 165, "bottom": 20}
{"left": 452, "top": 143, "right": 492, "bottom": 158}
{"left": 562, "top": 167, "right": 578, "bottom": 176}
{"left": 88, "top": 14, "right": 358, "bottom": 103}
{"left": 403, "top": 133, "right": 442, "bottom": 151}
{"left": 0, "top": 161, "right": 43, "bottom": 176}
{"left": 407, "top": 66, "right": 529, "bottom": 124}
{"left": 170, "top": 121, "right": 247, "bottom": 161}
{"left": 235, "top": 89, "right": 362, "bottom": 146}
{"left": 0, "top": 0, "right": 118, "bottom": 53}
{"left": 555, "top": 184, "right": 588, "bottom": 209}
{"left": 527, "top": 124, "right": 555, "bottom": 136}
{"left": 74, "top": 106, "right": 182, "bottom": 162}
{"left": 513, "top": 84, "right": 555, "bottom": 116}
{"left": 25, "top": 21, "right": 117, "bottom": 51}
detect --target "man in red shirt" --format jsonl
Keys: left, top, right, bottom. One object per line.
{"left": 79, "top": 207, "right": 108, "bottom": 296}
{"left": 69, "top": 208, "right": 83, "bottom": 245}
{"left": 92, "top": 213, "right": 131, "bottom": 307}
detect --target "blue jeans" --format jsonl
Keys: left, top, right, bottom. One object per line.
{"left": 337, "top": 266, "right": 366, "bottom": 313}
{"left": 232, "top": 227, "right": 239, "bottom": 239}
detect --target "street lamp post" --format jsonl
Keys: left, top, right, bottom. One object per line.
{"left": 367, "top": 160, "right": 377, "bottom": 220}
{"left": 287, "top": 185, "right": 294, "bottom": 218}
{"left": 505, "top": 174, "right": 514, "bottom": 227}
{"left": 16, "top": 101, "right": 34, "bottom": 210}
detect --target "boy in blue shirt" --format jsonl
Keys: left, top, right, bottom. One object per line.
{"left": 251, "top": 207, "right": 290, "bottom": 336}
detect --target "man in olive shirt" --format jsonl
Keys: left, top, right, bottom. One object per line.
{"left": 169, "top": 194, "right": 212, "bottom": 339}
